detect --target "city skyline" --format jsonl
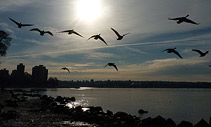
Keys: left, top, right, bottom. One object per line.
{"left": 0, "top": 0, "right": 211, "bottom": 82}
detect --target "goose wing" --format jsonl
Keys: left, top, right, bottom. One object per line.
{"left": 112, "top": 64, "right": 118, "bottom": 71}
{"left": 111, "top": 28, "right": 121, "bottom": 37}
{"left": 104, "top": 64, "right": 108, "bottom": 68}
{"left": 88, "top": 35, "right": 96, "bottom": 40}
{"left": 162, "top": 49, "right": 168, "bottom": 52}
{"left": 123, "top": 33, "right": 130, "bottom": 36}
{"left": 98, "top": 36, "right": 108, "bottom": 45}
{"left": 9, "top": 18, "right": 19, "bottom": 26}
{"left": 72, "top": 31, "right": 84, "bottom": 37}
{"left": 59, "top": 30, "right": 72, "bottom": 33}
{"left": 192, "top": 49, "right": 203, "bottom": 55}
{"left": 45, "top": 31, "right": 54, "bottom": 36}
{"left": 30, "top": 28, "right": 41, "bottom": 32}
{"left": 184, "top": 18, "right": 199, "bottom": 25}
{"left": 168, "top": 17, "right": 182, "bottom": 21}
{"left": 172, "top": 50, "right": 183, "bottom": 59}
{"left": 21, "top": 24, "right": 33, "bottom": 27}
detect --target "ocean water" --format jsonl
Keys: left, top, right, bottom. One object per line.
{"left": 45, "top": 88, "right": 211, "bottom": 124}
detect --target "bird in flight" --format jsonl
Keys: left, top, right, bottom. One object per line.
{"left": 105, "top": 63, "right": 118, "bottom": 71}
{"left": 60, "top": 67, "right": 70, "bottom": 73}
{"left": 9, "top": 17, "right": 33, "bottom": 28}
{"left": 162, "top": 47, "right": 183, "bottom": 59}
{"left": 30, "top": 28, "right": 53, "bottom": 36}
{"left": 59, "top": 29, "right": 84, "bottom": 38}
{"left": 168, "top": 15, "right": 199, "bottom": 25}
{"left": 88, "top": 34, "right": 108, "bottom": 45}
{"left": 111, "top": 28, "right": 130, "bottom": 40}
{"left": 209, "top": 65, "right": 211, "bottom": 67}
{"left": 192, "top": 49, "right": 209, "bottom": 57}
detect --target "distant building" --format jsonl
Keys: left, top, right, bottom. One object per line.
{"left": 32, "top": 65, "right": 48, "bottom": 84}
{"left": 17, "top": 63, "right": 25, "bottom": 79}
{"left": 0, "top": 68, "right": 9, "bottom": 79}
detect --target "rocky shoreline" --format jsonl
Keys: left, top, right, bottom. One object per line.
{"left": 0, "top": 90, "right": 210, "bottom": 127}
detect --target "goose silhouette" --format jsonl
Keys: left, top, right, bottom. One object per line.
{"left": 9, "top": 17, "right": 33, "bottom": 28}
{"left": 168, "top": 15, "right": 199, "bottom": 25}
{"left": 30, "top": 28, "right": 53, "bottom": 36}
{"left": 60, "top": 67, "right": 70, "bottom": 73}
{"left": 59, "top": 29, "right": 84, "bottom": 38}
{"left": 88, "top": 34, "right": 107, "bottom": 45}
{"left": 111, "top": 28, "right": 130, "bottom": 40}
{"left": 192, "top": 49, "right": 209, "bottom": 57}
{"left": 105, "top": 63, "right": 118, "bottom": 71}
{"left": 162, "top": 47, "right": 183, "bottom": 59}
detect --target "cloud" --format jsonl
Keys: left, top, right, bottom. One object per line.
{"left": 0, "top": 0, "right": 34, "bottom": 11}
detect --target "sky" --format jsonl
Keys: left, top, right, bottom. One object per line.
{"left": 0, "top": 0, "right": 211, "bottom": 82}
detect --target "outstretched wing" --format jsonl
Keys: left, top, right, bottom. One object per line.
{"left": 21, "top": 24, "right": 33, "bottom": 27}
{"left": 168, "top": 17, "right": 182, "bottom": 21}
{"left": 172, "top": 50, "right": 183, "bottom": 59}
{"left": 192, "top": 49, "right": 203, "bottom": 55}
{"left": 112, "top": 64, "right": 118, "bottom": 71}
{"left": 104, "top": 64, "right": 108, "bottom": 68}
{"left": 45, "top": 31, "right": 54, "bottom": 36}
{"left": 30, "top": 28, "right": 41, "bottom": 32}
{"left": 9, "top": 18, "right": 19, "bottom": 26}
{"left": 123, "top": 33, "right": 130, "bottom": 36}
{"left": 72, "top": 31, "right": 84, "bottom": 37}
{"left": 88, "top": 35, "right": 96, "bottom": 40}
{"left": 184, "top": 18, "right": 199, "bottom": 25}
{"left": 162, "top": 49, "right": 168, "bottom": 52}
{"left": 98, "top": 36, "right": 108, "bottom": 45}
{"left": 59, "top": 30, "right": 71, "bottom": 33}
{"left": 111, "top": 28, "right": 121, "bottom": 37}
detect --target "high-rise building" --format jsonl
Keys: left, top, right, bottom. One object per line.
{"left": 17, "top": 63, "right": 25, "bottom": 79}
{"left": 32, "top": 65, "right": 48, "bottom": 84}
{"left": 17, "top": 63, "right": 25, "bottom": 74}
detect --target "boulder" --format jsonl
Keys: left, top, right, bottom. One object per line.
{"left": 194, "top": 119, "right": 209, "bottom": 127}
{"left": 177, "top": 121, "right": 193, "bottom": 127}
{"left": 166, "top": 118, "right": 176, "bottom": 127}
{"left": 138, "top": 109, "right": 148, "bottom": 114}
{"left": 151, "top": 115, "right": 167, "bottom": 127}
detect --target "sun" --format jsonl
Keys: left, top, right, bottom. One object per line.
{"left": 76, "top": 0, "right": 102, "bottom": 22}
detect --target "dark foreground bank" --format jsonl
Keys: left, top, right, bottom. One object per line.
{"left": 0, "top": 90, "right": 210, "bottom": 127}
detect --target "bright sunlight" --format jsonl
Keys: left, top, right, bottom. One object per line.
{"left": 76, "top": 0, "right": 102, "bottom": 22}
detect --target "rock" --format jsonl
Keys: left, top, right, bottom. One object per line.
{"left": 106, "top": 110, "right": 113, "bottom": 116}
{"left": 166, "top": 118, "right": 176, "bottom": 127}
{"left": 1, "top": 110, "right": 18, "bottom": 120}
{"left": 4, "top": 99, "right": 18, "bottom": 107}
{"left": 69, "top": 97, "right": 76, "bottom": 102}
{"left": 141, "top": 117, "right": 152, "bottom": 127}
{"left": 138, "top": 109, "right": 148, "bottom": 114}
{"left": 177, "top": 121, "right": 193, "bottom": 127}
{"left": 55, "top": 96, "right": 66, "bottom": 104}
{"left": 194, "top": 119, "right": 209, "bottom": 127}
{"left": 151, "top": 115, "right": 167, "bottom": 127}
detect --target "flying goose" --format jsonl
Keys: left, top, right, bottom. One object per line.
{"left": 9, "top": 17, "right": 33, "bottom": 28}
{"left": 59, "top": 29, "right": 84, "bottom": 38}
{"left": 30, "top": 28, "right": 53, "bottom": 36}
{"left": 162, "top": 47, "right": 183, "bottom": 59}
{"left": 192, "top": 49, "right": 209, "bottom": 57}
{"left": 105, "top": 63, "right": 118, "bottom": 71}
{"left": 88, "top": 34, "right": 107, "bottom": 45}
{"left": 168, "top": 15, "right": 199, "bottom": 25}
{"left": 111, "top": 28, "right": 130, "bottom": 40}
{"left": 60, "top": 67, "right": 70, "bottom": 73}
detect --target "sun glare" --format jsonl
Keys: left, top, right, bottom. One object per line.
{"left": 76, "top": 0, "right": 102, "bottom": 22}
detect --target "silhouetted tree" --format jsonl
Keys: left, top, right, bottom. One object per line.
{"left": 0, "top": 30, "right": 12, "bottom": 56}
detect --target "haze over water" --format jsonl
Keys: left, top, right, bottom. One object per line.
{"left": 46, "top": 87, "right": 211, "bottom": 124}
